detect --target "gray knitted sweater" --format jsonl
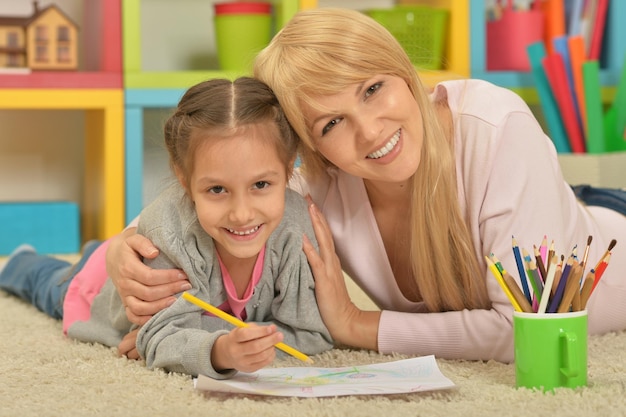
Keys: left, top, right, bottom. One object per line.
{"left": 133, "top": 184, "right": 333, "bottom": 379}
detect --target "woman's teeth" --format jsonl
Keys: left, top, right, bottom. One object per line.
{"left": 227, "top": 225, "right": 260, "bottom": 236}
{"left": 367, "top": 130, "right": 400, "bottom": 159}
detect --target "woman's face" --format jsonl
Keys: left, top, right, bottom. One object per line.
{"left": 303, "top": 75, "right": 423, "bottom": 185}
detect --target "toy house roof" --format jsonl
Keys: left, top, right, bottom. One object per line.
{"left": 0, "top": 2, "right": 79, "bottom": 29}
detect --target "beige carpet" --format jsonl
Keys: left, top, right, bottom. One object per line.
{"left": 1, "top": 256, "right": 625, "bottom": 417}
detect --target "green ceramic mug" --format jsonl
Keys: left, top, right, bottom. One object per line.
{"left": 513, "top": 310, "right": 588, "bottom": 391}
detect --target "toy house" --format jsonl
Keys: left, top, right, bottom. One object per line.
{"left": 0, "top": 1, "right": 78, "bottom": 71}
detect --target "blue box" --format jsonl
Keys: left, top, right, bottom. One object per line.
{"left": 0, "top": 201, "right": 80, "bottom": 255}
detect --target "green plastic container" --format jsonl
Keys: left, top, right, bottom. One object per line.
{"left": 365, "top": 6, "right": 448, "bottom": 70}
{"left": 214, "top": 2, "right": 272, "bottom": 73}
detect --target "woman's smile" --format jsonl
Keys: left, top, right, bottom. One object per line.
{"left": 367, "top": 129, "right": 401, "bottom": 159}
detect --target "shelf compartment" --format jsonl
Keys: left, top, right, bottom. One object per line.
{"left": 470, "top": 0, "right": 626, "bottom": 97}
{"left": 122, "top": 0, "right": 299, "bottom": 89}
{"left": 0, "top": 89, "right": 125, "bottom": 242}
{"left": 0, "top": 0, "right": 122, "bottom": 89}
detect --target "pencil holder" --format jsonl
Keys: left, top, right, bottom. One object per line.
{"left": 486, "top": 0, "right": 544, "bottom": 71}
{"left": 365, "top": 6, "right": 448, "bottom": 70}
{"left": 214, "top": 2, "right": 272, "bottom": 72}
{"left": 514, "top": 310, "right": 588, "bottom": 391}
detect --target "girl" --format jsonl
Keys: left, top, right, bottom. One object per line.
{"left": 0, "top": 77, "right": 332, "bottom": 378}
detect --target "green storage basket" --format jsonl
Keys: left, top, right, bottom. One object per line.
{"left": 365, "top": 6, "right": 448, "bottom": 70}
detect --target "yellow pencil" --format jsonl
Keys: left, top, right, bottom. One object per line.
{"left": 485, "top": 256, "right": 524, "bottom": 312}
{"left": 181, "top": 292, "right": 313, "bottom": 364}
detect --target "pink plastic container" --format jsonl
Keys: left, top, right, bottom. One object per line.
{"left": 486, "top": 0, "right": 544, "bottom": 71}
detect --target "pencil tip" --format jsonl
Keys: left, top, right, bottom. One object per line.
{"left": 608, "top": 239, "right": 617, "bottom": 251}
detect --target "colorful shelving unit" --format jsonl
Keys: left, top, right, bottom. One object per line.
{"left": 2, "top": 0, "right": 623, "bottom": 254}
{"left": 0, "top": 0, "right": 124, "bottom": 253}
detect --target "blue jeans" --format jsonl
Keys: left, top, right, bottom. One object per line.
{"left": 571, "top": 185, "right": 626, "bottom": 216}
{"left": 0, "top": 241, "right": 101, "bottom": 319}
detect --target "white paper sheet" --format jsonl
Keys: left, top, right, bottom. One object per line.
{"left": 194, "top": 355, "right": 456, "bottom": 397}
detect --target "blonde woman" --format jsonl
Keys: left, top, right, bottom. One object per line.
{"left": 105, "top": 9, "right": 626, "bottom": 363}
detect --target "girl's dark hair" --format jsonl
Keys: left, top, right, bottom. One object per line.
{"left": 164, "top": 77, "right": 299, "bottom": 188}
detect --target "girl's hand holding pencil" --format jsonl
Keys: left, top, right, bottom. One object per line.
{"left": 488, "top": 236, "right": 616, "bottom": 314}
{"left": 181, "top": 292, "right": 314, "bottom": 366}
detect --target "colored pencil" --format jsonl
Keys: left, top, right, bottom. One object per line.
{"left": 537, "top": 256, "right": 558, "bottom": 314}
{"left": 580, "top": 269, "right": 596, "bottom": 309}
{"left": 593, "top": 239, "right": 616, "bottom": 272}
{"left": 486, "top": 256, "right": 524, "bottom": 313}
{"left": 489, "top": 252, "right": 533, "bottom": 313}
{"left": 512, "top": 236, "right": 532, "bottom": 303}
{"left": 551, "top": 256, "right": 564, "bottom": 297}
{"left": 181, "top": 292, "right": 313, "bottom": 364}
{"left": 534, "top": 244, "right": 547, "bottom": 282}
{"left": 579, "top": 235, "right": 593, "bottom": 275}
{"left": 523, "top": 248, "right": 544, "bottom": 301}
{"left": 547, "top": 256, "right": 575, "bottom": 313}
{"left": 557, "top": 263, "right": 583, "bottom": 313}
{"left": 591, "top": 252, "right": 611, "bottom": 294}
{"left": 539, "top": 235, "right": 548, "bottom": 264}
{"left": 546, "top": 239, "right": 556, "bottom": 272}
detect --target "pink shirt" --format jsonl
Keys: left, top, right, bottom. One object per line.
{"left": 62, "top": 239, "right": 111, "bottom": 335}
{"left": 290, "top": 80, "right": 626, "bottom": 362}
{"left": 214, "top": 246, "right": 266, "bottom": 320}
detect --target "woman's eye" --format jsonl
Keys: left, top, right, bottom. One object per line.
{"left": 322, "top": 118, "right": 340, "bottom": 136}
{"left": 208, "top": 186, "right": 225, "bottom": 194}
{"left": 253, "top": 181, "right": 269, "bottom": 190}
{"left": 365, "top": 82, "right": 382, "bottom": 98}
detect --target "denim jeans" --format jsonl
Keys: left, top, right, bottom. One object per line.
{"left": 571, "top": 185, "right": 626, "bottom": 216}
{"left": 0, "top": 241, "right": 101, "bottom": 319}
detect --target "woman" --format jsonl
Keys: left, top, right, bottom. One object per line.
{"left": 107, "top": 9, "right": 626, "bottom": 363}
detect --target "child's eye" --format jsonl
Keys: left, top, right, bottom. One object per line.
{"left": 253, "top": 181, "right": 270, "bottom": 190}
{"left": 364, "top": 82, "right": 382, "bottom": 98}
{"left": 322, "top": 118, "right": 341, "bottom": 136}
{"left": 208, "top": 186, "right": 225, "bottom": 194}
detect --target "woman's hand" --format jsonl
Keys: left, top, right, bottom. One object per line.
{"left": 106, "top": 227, "right": 191, "bottom": 325}
{"left": 211, "top": 324, "right": 283, "bottom": 373}
{"left": 302, "top": 197, "right": 380, "bottom": 350}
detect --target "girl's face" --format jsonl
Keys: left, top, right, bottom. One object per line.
{"left": 303, "top": 75, "right": 423, "bottom": 186}
{"left": 188, "top": 123, "right": 288, "bottom": 263}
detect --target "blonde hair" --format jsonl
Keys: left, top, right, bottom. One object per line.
{"left": 255, "top": 8, "right": 490, "bottom": 311}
